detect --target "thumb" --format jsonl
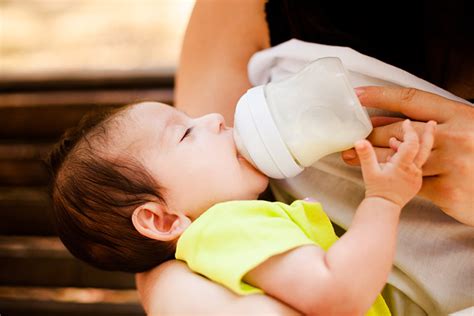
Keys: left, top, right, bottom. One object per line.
{"left": 354, "top": 140, "right": 380, "bottom": 177}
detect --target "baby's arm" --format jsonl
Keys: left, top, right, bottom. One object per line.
{"left": 245, "top": 120, "right": 436, "bottom": 315}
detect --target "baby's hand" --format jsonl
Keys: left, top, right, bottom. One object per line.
{"left": 355, "top": 119, "right": 436, "bottom": 208}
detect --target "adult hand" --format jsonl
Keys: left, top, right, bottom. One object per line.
{"left": 342, "top": 86, "right": 474, "bottom": 226}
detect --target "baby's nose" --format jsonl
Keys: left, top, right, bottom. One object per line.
{"left": 204, "top": 113, "right": 226, "bottom": 132}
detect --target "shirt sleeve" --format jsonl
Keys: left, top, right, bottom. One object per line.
{"left": 175, "top": 200, "right": 315, "bottom": 295}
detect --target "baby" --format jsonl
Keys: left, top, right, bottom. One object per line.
{"left": 48, "top": 101, "right": 435, "bottom": 315}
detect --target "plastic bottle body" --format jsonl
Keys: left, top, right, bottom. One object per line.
{"left": 233, "top": 57, "right": 372, "bottom": 179}
{"left": 264, "top": 58, "right": 371, "bottom": 167}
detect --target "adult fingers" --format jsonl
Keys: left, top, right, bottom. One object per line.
{"left": 353, "top": 140, "right": 380, "bottom": 177}
{"left": 367, "top": 120, "right": 437, "bottom": 148}
{"left": 371, "top": 116, "right": 404, "bottom": 127}
{"left": 414, "top": 121, "right": 437, "bottom": 168}
{"left": 342, "top": 147, "right": 394, "bottom": 166}
{"left": 355, "top": 86, "right": 457, "bottom": 123}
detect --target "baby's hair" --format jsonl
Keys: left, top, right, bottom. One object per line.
{"left": 46, "top": 104, "right": 175, "bottom": 273}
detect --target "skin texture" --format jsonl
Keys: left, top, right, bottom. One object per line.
{"left": 243, "top": 121, "right": 435, "bottom": 315}
{"left": 136, "top": 260, "right": 299, "bottom": 316}
{"left": 116, "top": 102, "right": 268, "bottom": 244}
{"left": 137, "top": 1, "right": 286, "bottom": 312}
{"left": 127, "top": 103, "right": 436, "bottom": 314}
{"left": 126, "top": 102, "right": 268, "bottom": 225}
{"left": 175, "top": 0, "right": 269, "bottom": 125}
{"left": 137, "top": 0, "right": 473, "bottom": 314}
{"left": 342, "top": 87, "right": 474, "bottom": 226}
{"left": 125, "top": 101, "right": 434, "bottom": 314}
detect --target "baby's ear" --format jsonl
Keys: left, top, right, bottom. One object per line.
{"left": 131, "top": 202, "right": 191, "bottom": 241}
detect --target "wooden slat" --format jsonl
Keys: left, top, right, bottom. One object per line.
{"left": 0, "top": 187, "right": 54, "bottom": 235}
{"left": 0, "top": 256, "right": 137, "bottom": 289}
{"left": 0, "top": 89, "right": 173, "bottom": 139}
{"left": 0, "top": 104, "right": 108, "bottom": 140}
{"left": 0, "top": 236, "right": 67, "bottom": 258}
{"left": 0, "top": 160, "right": 49, "bottom": 186}
{"left": 0, "top": 89, "right": 173, "bottom": 108}
{"left": 0, "top": 69, "right": 173, "bottom": 92}
{"left": 0, "top": 286, "right": 139, "bottom": 304}
{"left": 0, "top": 286, "right": 144, "bottom": 316}
{"left": 0, "top": 237, "right": 136, "bottom": 289}
{"left": 0, "top": 143, "right": 52, "bottom": 160}
{"left": 0, "top": 301, "right": 144, "bottom": 316}
{"left": 0, "top": 142, "right": 49, "bottom": 186}
{"left": 0, "top": 142, "right": 53, "bottom": 186}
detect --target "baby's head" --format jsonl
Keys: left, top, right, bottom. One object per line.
{"left": 48, "top": 101, "right": 268, "bottom": 272}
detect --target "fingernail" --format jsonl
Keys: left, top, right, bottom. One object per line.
{"left": 303, "top": 197, "right": 318, "bottom": 202}
{"left": 354, "top": 87, "right": 366, "bottom": 97}
{"left": 342, "top": 150, "right": 356, "bottom": 159}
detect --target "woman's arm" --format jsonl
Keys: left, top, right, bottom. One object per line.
{"left": 175, "top": 0, "right": 269, "bottom": 125}
{"left": 136, "top": 260, "right": 299, "bottom": 315}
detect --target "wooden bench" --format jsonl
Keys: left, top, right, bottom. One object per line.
{"left": 0, "top": 71, "right": 174, "bottom": 315}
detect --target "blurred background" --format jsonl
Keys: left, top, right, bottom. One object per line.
{"left": 0, "top": 0, "right": 195, "bottom": 315}
{"left": 1, "top": 0, "right": 194, "bottom": 74}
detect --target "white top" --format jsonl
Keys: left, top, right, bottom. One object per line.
{"left": 248, "top": 39, "right": 474, "bottom": 316}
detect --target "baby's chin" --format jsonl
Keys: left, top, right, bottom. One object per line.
{"left": 235, "top": 153, "right": 269, "bottom": 195}
{"left": 238, "top": 153, "right": 266, "bottom": 176}
{"left": 249, "top": 173, "right": 270, "bottom": 199}
{"left": 234, "top": 175, "right": 269, "bottom": 201}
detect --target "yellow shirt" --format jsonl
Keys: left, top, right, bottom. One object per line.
{"left": 176, "top": 200, "right": 390, "bottom": 316}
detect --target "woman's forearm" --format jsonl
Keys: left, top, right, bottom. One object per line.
{"left": 137, "top": 260, "right": 299, "bottom": 315}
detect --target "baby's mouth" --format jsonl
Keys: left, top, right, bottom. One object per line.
{"left": 236, "top": 148, "right": 248, "bottom": 164}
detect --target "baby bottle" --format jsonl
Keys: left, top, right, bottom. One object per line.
{"left": 233, "top": 57, "right": 372, "bottom": 179}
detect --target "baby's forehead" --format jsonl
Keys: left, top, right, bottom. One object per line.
{"left": 124, "top": 102, "right": 170, "bottom": 130}
{"left": 129, "top": 101, "right": 174, "bottom": 119}
{"left": 120, "top": 101, "right": 182, "bottom": 149}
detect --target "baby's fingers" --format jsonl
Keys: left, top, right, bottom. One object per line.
{"left": 414, "top": 121, "right": 436, "bottom": 168}
{"left": 389, "top": 137, "right": 402, "bottom": 152}
{"left": 355, "top": 140, "right": 380, "bottom": 178}
{"left": 393, "top": 120, "right": 419, "bottom": 164}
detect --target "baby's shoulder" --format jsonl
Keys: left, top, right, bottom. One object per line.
{"left": 209, "top": 199, "right": 290, "bottom": 214}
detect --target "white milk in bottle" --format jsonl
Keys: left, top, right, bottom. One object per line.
{"left": 233, "top": 57, "right": 372, "bottom": 178}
